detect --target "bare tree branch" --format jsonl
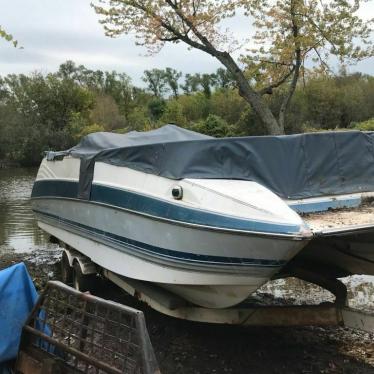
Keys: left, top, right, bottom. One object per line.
{"left": 258, "top": 66, "right": 296, "bottom": 95}
{"left": 93, "top": 0, "right": 373, "bottom": 135}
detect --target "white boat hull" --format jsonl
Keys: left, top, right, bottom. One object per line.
{"left": 33, "top": 199, "right": 306, "bottom": 308}
{"left": 31, "top": 158, "right": 311, "bottom": 308}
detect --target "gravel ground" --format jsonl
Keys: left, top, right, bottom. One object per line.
{"left": 1, "top": 250, "right": 373, "bottom": 374}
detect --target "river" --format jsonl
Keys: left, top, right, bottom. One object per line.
{"left": 0, "top": 167, "right": 373, "bottom": 311}
{"left": 0, "top": 167, "right": 59, "bottom": 254}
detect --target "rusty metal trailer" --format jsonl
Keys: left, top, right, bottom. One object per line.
{"left": 61, "top": 246, "right": 374, "bottom": 334}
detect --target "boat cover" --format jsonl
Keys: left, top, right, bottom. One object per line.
{"left": 0, "top": 263, "right": 38, "bottom": 363}
{"left": 49, "top": 125, "right": 374, "bottom": 200}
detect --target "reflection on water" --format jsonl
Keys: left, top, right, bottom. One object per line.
{"left": 0, "top": 168, "right": 56, "bottom": 253}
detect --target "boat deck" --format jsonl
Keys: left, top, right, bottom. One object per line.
{"left": 302, "top": 202, "right": 374, "bottom": 232}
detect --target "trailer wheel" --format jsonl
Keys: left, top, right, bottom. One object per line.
{"left": 61, "top": 251, "right": 73, "bottom": 285}
{"left": 73, "top": 261, "right": 96, "bottom": 292}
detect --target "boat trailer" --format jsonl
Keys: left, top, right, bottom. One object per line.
{"left": 63, "top": 247, "right": 374, "bottom": 334}
{"left": 104, "top": 270, "right": 374, "bottom": 332}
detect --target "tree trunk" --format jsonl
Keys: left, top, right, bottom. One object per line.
{"left": 278, "top": 0, "right": 301, "bottom": 132}
{"left": 239, "top": 85, "right": 285, "bottom": 135}
{"left": 159, "top": 3, "right": 285, "bottom": 135}
{"left": 215, "top": 52, "right": 284, "bottom": 135}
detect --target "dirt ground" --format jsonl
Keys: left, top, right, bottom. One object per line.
{"left": 1, "top": 251, "right": 373, "bottom": 374}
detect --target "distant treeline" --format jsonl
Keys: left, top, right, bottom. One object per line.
{"left": 0, "top": 60, "right": 373, "bottom": 166}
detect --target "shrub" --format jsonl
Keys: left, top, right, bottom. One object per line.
{"left": 191, "top": 114, "right": 235, "bottom": 137}
{"left": 350, "top": 118, "right": 374, "bottom": 131}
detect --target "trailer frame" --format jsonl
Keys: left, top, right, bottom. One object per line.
{"left": 61, "top": 246, "right": 374, "bottom": 334}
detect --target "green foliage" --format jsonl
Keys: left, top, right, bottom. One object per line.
{"left": 291, "top": 73, "right": 374, "bottom": 132}
{"left": 192, "top": 114, "right": 235, "bottom": 138}
{"left": 350, "top": 118, "right": 374, "bottom": 131}
{"left": 0, "top": 61, "right": 373, "bottom": 166}
{"left": 126, "top": 107, "right": 151, "bottom": 131}
{"left": 77, "top": 123, "right": 106, "bottom": 138}
{"left": 214, "top": 68, "right": 236, "bottom": 89}
{"left": 142, "top": 69, "right": 168, "bottom": 98}
{"left": 210, "top": 90, "right": 247, "bottom": 125}
{"left": 160, "top": 100, "right": 187, "bottom": 126}
{"left": 178, "top": 92, "right": 211, "bottom": 122}
{"left": 0, "top": 26, "right": 19, "bottom": 48}
{"left": 235, "top": 108, "right": 267, "bottom": 136}
{"left": 93, "top": 0, "right": 374, "bottom": 134}
{"left": 0, "top": 71, "right": 95, "bottom": 164}
{"left": 90, "top": 94, "right": 125, "bottom": 131}
{"left": 147, "top": 98, "right": 166, "bottom": 120}
{"left": 163, "top": 68, "right": 182, "bottom": 98}
{"left": 181, "top": 73, "right": 217, "bottom": 98}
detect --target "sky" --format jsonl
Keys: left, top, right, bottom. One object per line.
{"left": 0, "top": 0, "right": 373, "bottom": 86}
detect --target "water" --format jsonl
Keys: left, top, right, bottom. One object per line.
{"left": 0, "top": 168, "right": 373, "bottom": 310}
{"left": 0, "top": 167, "right": 57, "bottom": 254}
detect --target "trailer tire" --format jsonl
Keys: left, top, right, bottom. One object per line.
{"left": 73, "top": 261, "right": 96, "bottom": 292}
{"left": 61, "top": 251, "right": 73, "bottom": 285}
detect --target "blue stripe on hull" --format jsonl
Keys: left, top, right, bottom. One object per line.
{"left": 33, "top": 209, "right": 287, "bottom": 268}
{"left": 31, "top": 180, "right": 302, "bottom": 235}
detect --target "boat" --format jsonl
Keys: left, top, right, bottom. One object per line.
{"left": 31, "top": 125, "right": 374, "bottom": 308}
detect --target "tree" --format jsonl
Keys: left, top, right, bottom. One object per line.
{"left": 199, "top": 73, "right": 216, "bottom": 98}
{"left": 103, "top": 71, "right": 133, "bottom": 118}
{"left": 181, "top": 73, "right": 216, "bottom": 97}
{"left": 58, "top": 60, "right": 78, "bottom": 80}
{"left": 214, "top": 68, "right": 236, "bottom": 90}
{"left": 210, "top": 89, "right": 247, "bottom": 125}
{"left": 192, "top": 114, "right": 235, "bottom": 137}
{"left": 93, "top": 0, "right": 373, "bottom": 135}
{"left": 160, "top": 99, "right": 187, "bottom": 125}
{"left": 163, "top": 67, "right": 182, "bottom": 98}
{"left": 177, "top": 92, "right": 211, "bottom": 121}
{"left": 181, "top": 73, "right": 201, "bottom": 94}
{"left": 142, "top": 68, "right": 168, "bottom": 97}
{"left": 351, "top": 118, "right": 374, "bottom": 131}
{"left": 90, "top": 94, "right": 125, "bottom": 130}
{"left": 148, "top": 97, "right": 166, "bottom": 120}
{"left": 0, "top": 72, "right": 94, "bottom": 164}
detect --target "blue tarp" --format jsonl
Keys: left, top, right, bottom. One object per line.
{"left": 0, "top": 263, "right": 38, "bottom": 363}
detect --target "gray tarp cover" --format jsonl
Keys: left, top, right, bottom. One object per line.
{"left": 53, "top": 125, "right": 374, "bottom": 200}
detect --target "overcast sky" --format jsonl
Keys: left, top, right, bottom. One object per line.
{"left": 0, "top": 0, "right": 373, "bottom": 86}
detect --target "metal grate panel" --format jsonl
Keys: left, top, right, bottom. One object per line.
{"left": 17, "top": 281, "right": 159, "bottom": 374}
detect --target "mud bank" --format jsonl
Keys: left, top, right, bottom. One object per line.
{"left": 257, "top": 276, "right": 374, "bottom": 313}
{"left": 0, "top": 250, "right": 373, "bottom": 374}
{"left": 0, "top": 249, "right": 61, "bottom": 290}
